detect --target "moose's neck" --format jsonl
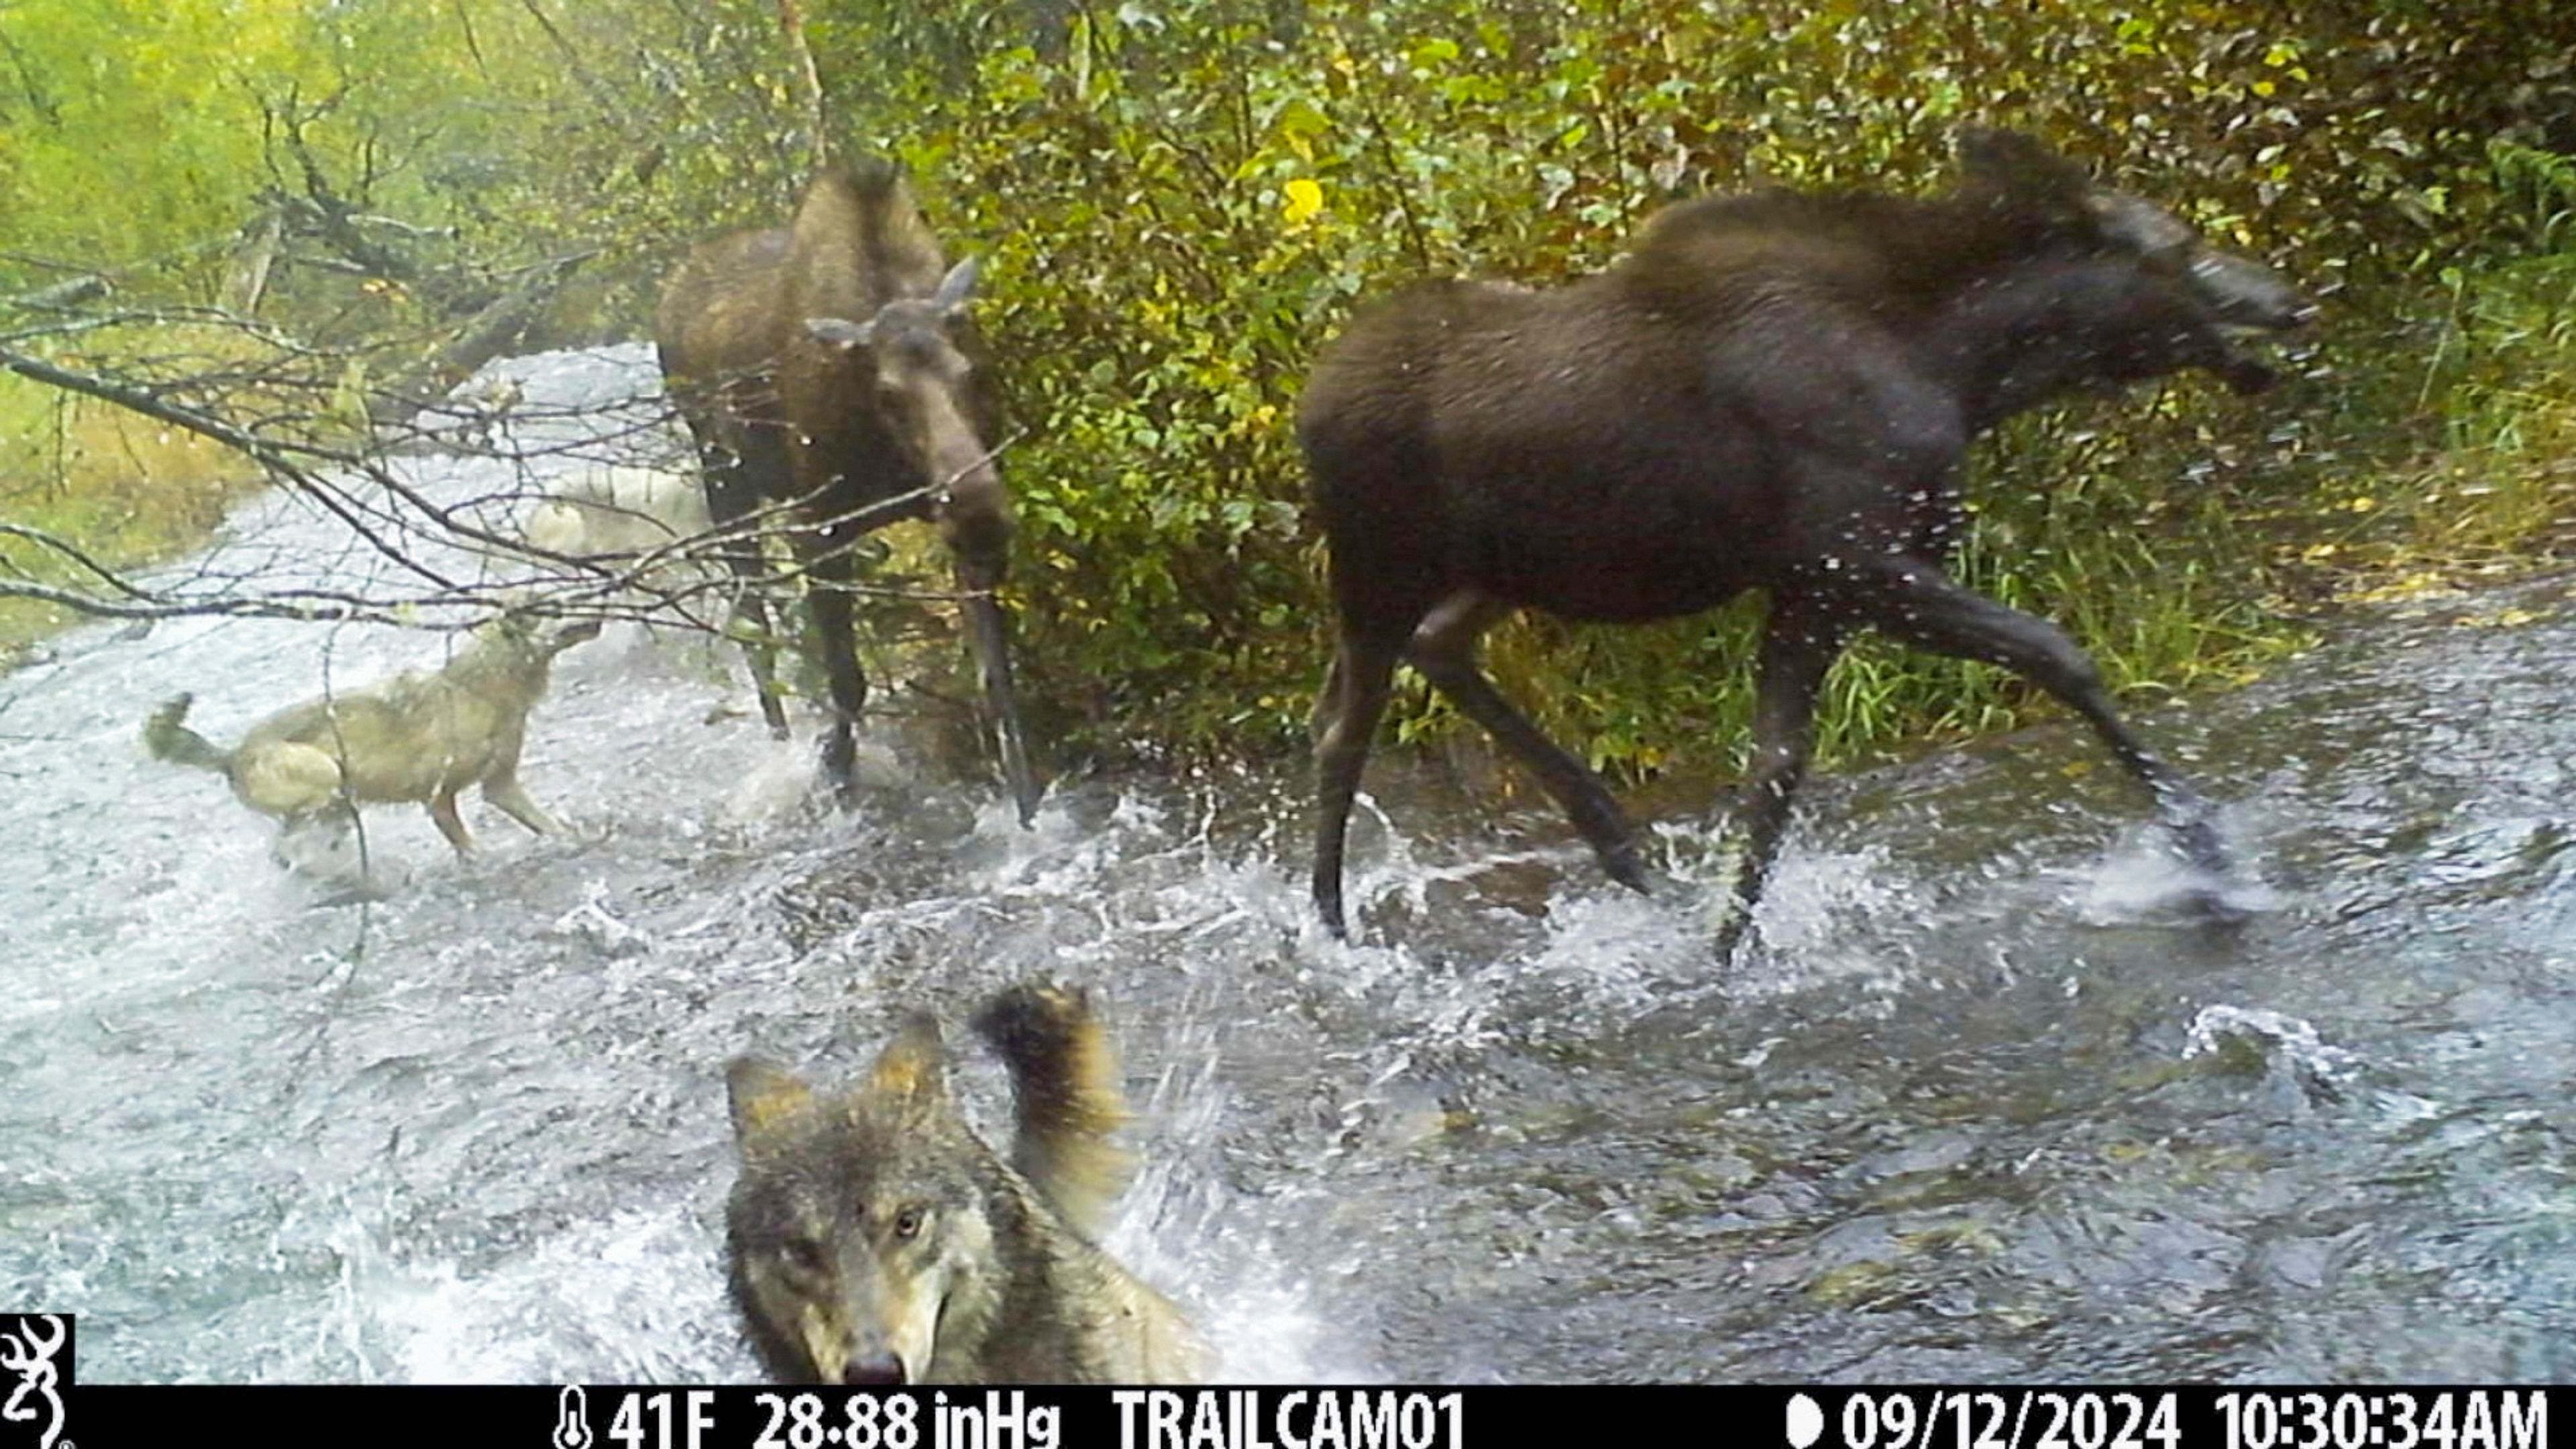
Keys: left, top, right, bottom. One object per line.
{"left": 1921, "top": 256, "right": 2169, "bottom": 437}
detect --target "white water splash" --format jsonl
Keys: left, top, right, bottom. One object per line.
{"left": 2184, "top": 1004, "right": 2364, "bottom": 1095}
{"left": 330, "top": 1204, "right": 743, "bottom": 1383}
{"left": 2070, "top": 811, "right": 2284, "bottom": 926}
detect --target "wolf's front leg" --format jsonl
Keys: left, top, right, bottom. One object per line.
{"left": 427, "top": 788, "right": 478, "bottom": 854}
{"left": 482, "top": 775, "right": 566, "bottom": 837}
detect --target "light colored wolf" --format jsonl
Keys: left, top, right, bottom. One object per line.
{"left": 142, "top": 612, "right": 600, "bottom": 859}
{"left": 521, "top": 464, "right": 714, "bottom": 568}
{"left": 724, "top": 983, "right": 1209, "bottom": 1385}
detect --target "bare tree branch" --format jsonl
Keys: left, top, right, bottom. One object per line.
{"left": 3, "top": 274, "right": 109, "bottom": 311}
{"left": 778, "top": 0, "right": 830, "bottom": 171}
{"left": 2, "top": 303, "right": 1022, "bottom": 659}
{"left": 365, "top": 249, "right": 596, "bottom": 429}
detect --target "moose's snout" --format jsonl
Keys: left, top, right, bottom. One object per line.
{"left": 2215, "top": 354, "right": 2284, "bottom": 396}
{"left": 2190, "top": 250, "right": 2317, "bottom": 333}
{"left": 2182, "top": 248, "right": 2314, "bottom": 394}
{"left": 937, "top": 466, "right": 1014, "bottom": 586}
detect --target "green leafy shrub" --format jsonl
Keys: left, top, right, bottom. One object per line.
{"left": 7, "top": 0, "right": 2569, "bottom": 777}
{"left": 790, "top": 0, "right": 2568, "bottom": 775}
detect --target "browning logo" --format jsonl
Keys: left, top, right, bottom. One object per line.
{"left": 0, "top": 1316, "right": 70, "bottom": 1449}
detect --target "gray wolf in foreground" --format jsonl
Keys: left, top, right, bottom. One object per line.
{"left": 143, "top": 612, "right": 600, "bottom": 860}
{"left": 726, "top": 983, "right": 1208, "bottom": 1385}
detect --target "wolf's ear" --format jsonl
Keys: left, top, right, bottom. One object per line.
{"left": 866, "top": 1013, "right": 948, "bottom": 1112}
{"left": 485, "top": 587, "right": 537, "bottom": 628}
{"left": 729, "top": 1057, "right": 816, "bottom": 1146}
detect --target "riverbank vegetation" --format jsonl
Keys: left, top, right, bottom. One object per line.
{"left": 3, "top": 0, "right": 2571, "bottom": 780}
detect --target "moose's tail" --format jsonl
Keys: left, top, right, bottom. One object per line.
{"left": 144, "top": 694, "right": 230, "bottom": 772}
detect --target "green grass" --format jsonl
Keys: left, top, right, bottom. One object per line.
{"left": 0, "top": 372, "right": 259, "bottom": 659}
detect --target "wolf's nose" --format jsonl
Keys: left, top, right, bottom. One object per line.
{"left": 843, "top": 1352, "right": 907, "bottom": 1387}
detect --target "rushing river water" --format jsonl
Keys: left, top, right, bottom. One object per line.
{"left": 1, "top": 347, "right": 2571, "bottom": 1384}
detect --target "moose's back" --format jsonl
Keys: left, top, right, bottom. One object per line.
{"left": 1297, "top": 271, "right": 1839, "bottom": 625}
{"left": 655, "top": 227, "right": 794, "bottom": 423}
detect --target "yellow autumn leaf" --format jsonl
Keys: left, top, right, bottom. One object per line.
{"left": 2461, "top": 608, "right": 2540, "bottom": 629}
{"left": 1282, "top": 178, "right": 1325, "bottom": 225}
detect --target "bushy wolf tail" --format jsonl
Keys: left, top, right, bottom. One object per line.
{"left": 973, "top": 983, "right": 1137, "bottom": 1242}
{"left": 143, "top": 693, "right": 230, "bottom": 772}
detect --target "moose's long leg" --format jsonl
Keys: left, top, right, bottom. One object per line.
{"left": 1711, "top": 596, "right": 1848, "bottom": 961}
{"left": 1312, "top": 627, "right": 1406, "bottom": 939}
{"left": 957, "top": 559, "right": 1040, "bottom": 827}
{"left": 1859, "top": 555, "right": 2224, "bottom": 870}
{"left": 1307, "top": 651, "right": 1346, "bottom": 747}
{"left": 702, "top": 425, "right": 794, "bottom": 740}
{"left": 727, "top": 588, "right": 792, "bottom": 741}
{"left": 801, "top": 519, "right": 871, "bottom": 807}
{"left": 1404, "top": 591, "right": 1648, "bottom": 893}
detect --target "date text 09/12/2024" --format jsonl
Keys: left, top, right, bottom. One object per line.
{"left": 1833, "top": 1392, "right": 2546, "bottom": 1449}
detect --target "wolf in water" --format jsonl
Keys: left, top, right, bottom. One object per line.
{"left": 143, "top": 610, "right": 599, "bottom": 861}
{"left": 521, "top": 464, "right": 716, "bottom": 585}
{"left": 724, "top": 982, "right": 1208, "bottom": 1385}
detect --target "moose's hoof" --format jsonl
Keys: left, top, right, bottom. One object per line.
{"left": 1601, "top": 841, "right": 1652, "bottom": 895}
{"left": 1711, "top": 908, "right": 1754, "bottom": 965}
{"left": 1312, "top": 874, "right": 1353, "bottom": 941}
{"left": 2170, "top": 812, "right": 2229, "bottom": 875}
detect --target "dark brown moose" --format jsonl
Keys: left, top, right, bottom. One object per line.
{"left": 657, "top": 158, "right": 1038, "bottom": 822}
{"left": 1298, "top": 128, "right": 2314, "bottom": 956}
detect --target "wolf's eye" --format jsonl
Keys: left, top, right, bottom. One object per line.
{"left": 892, "top": 1208, "right": 924, "bottom": 1240}
{"left": 783, "top": 1238, "right": 829, "bottom": 1277}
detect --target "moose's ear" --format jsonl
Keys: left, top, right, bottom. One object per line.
{"left": 1957, "top": 127, "right": 2090, "bottom": 207}
{"left": 866, "top": 1014, "right": 949, "bottom": 1112}
{"left": 805, "top": 315, "right": 875, "bottom": 352}
{"left": 2082, "top": 188, "right": 2198, "bottom": 257}
{"left": 931, "top": 256, "right": 981, "bottom": 317}
{"left": 845, "top": 154, "right": 906, "bottom": 195}
{"left": 728, "top": 1057, "right": 816, "bottom": 1146}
